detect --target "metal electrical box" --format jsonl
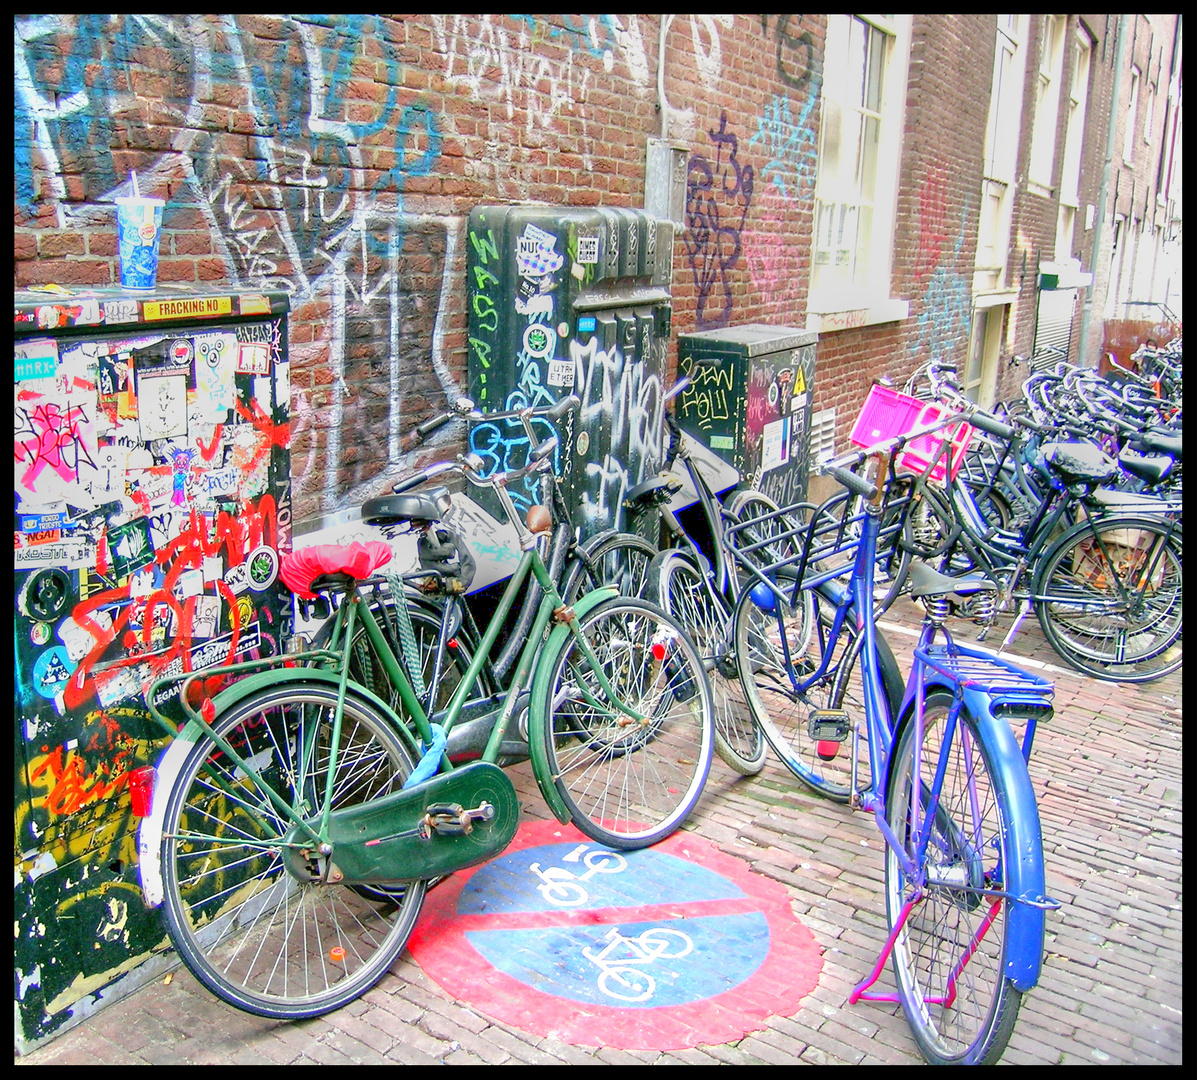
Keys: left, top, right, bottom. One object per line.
{"left": 466, "top": 205, "right": 674, "bottom": 541}
{"left": 676, "top": 324, "right": 818, "bottom": 507}
{"left": 14, "top": 285, "right": 293, "bottom": 1053}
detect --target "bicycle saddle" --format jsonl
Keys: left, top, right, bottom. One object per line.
{"left": 361, "top": 486, "right": 452, "bottom": 526}
{"left": 1117, "top": 447, "right": 1174, "bottom": 486}
{"left": 908, "top": 561, "right": 997, "bottom": 599}
{"left": 1038, "top": 441, "right": 1119, "bottom": 485}
{"left": 280, "top": 540, "right": 393, "bottom": 599}
{"left": 1135, "top": 429, "right": 1182, "bottom": 460}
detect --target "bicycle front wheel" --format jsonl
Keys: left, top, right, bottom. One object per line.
{"left": 160, "top": 684, "right": 427, "bottom": 1019}
{"left": 884, "top": 691, "right": 1023, "bottom": 1065}
{"left": 1034, "top": 516, "right": 1182, "bottom": 682}
{"left": 646, "top": 550, "right": 766, "bottom": 775}
{"left": 539, "top": 597, "right": 714, "bottom": 849}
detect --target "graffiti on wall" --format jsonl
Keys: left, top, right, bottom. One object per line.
{"left": 685, "top": 112, "right": 756, "bottom": 331}
{"left": 912, "top": 177, "right": 975, "bottom": 365}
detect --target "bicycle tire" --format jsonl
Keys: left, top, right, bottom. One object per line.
{"left": 645, "top": 549, "right": 767, "bottom": 775}
{"left": 1034, "top": 516, "right": 1182, "bottom": 682}
{"left": 561, "top": 531, "right": 658, "bottom": 605}
{"left": 159, "top": 684, "right": 427, "bottom": 1020}
{"left": 734, "top": 580, "right": 903, "bottom": 801}
{"left": 884, "top": 690, "right": 1024, "bottom": 1064}
{"left": 538, "top": 596, "right": 714, "bottom": 849}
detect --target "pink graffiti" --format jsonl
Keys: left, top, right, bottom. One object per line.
{"left": 14, "top": 398, "right": 98, "bottom": 490}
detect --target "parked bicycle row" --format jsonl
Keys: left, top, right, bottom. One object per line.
{"left": 128, "top": 371, "right": 1159, "bottom": 1064}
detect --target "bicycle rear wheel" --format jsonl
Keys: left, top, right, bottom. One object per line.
{"left": 884, "top": 690, "right": 1023, "bottom": 1064}
{"left": 734, "top": 581, "right": 903, "bottom": 801}
{"left": 538, "top": 596, "right": 714, "bottom": 849}
{"left": 646, "top": 550, "right": 766, "bottom": 774}
{"left": 561, "top": 531, "right": 657, "bottom": 604}
{"left": 159, "top": 684, "right": 426, "bottom": 1019}
{"left": 1034, "top": 516, "right": 1182, "bottom": 682}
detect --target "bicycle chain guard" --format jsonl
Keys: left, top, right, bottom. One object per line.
{"left": 282, "top": 761, "right": 519, "bottom": 884}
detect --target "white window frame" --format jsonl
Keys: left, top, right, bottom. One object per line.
{"left": 1055, "top": 28, "right": 1091, "bottom": 261}
{"left": 1029, "top": 15, "right": 1067, "bottom": 197}
{"left": 1123, "top": 65, "right": 1140, "bottom": 163}
{"left": 806, "top": 14, "right": 911, "bottom": 334}
{"left": 975, "top": 15, "right": 1029, "bottom": 296}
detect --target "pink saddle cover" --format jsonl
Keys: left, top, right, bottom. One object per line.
{"left": 280, "top": 541, "right": 393, "bottom": 599}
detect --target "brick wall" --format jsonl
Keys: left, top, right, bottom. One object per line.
{"left": 13, "top": 15, "right": 1179, "bottom": 522}
{"left": 16, "top": 14, "right": 828, "bottom": 523}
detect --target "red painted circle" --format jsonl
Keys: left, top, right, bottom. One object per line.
{"left": 406, "top": 819, "right": 823, "bottom": 1050}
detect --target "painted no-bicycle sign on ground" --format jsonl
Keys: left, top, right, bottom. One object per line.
{"left": 407, "top": 819, "right": 823, "bottom": 1050}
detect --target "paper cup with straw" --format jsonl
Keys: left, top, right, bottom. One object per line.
{"left": 116, "top": 172, "right": 164, "bottom": 290}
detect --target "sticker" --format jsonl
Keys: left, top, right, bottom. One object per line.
{"left": 195, "top": 332, "right": 238, "bottom": 417}
{"left": 576, "top": 235, "right": 600, "bottom": 264}
{"left": 577, "top": 316, "right": 597, "bottom": 334}
{"left": 236, "top": 342, "right": 271, "bottom": 375}
{"left": 760, "top": 416, "right": 791, "bottom": 474}
{"left": 108, "top": 517, "right": 155, "bottom": 578}
{"left": 18, "top": 567, "right": 75, "bottom": 622}
{"left": 193, "top": 594, "right": 221, "bottom": 638}
{"left": 516, "top": 223, "right": 564, "bottom": 278}
{"left": 33, "top": 646, "right": 77, "bottom": 699}
{"left": 137, "top": 373, "right": 188, "bottom": 442}
{"left": 523, "top": 324, "right": 556, "bottom": 359}
{"left": 238, "top": 294, "right": 272, "bottom": 316}
{"left": 30, "top": 623, "right": 52, "bottom": 646}
{"left": 547, "top": 359, "right": 575, "bottom": 388}
{"left": 142, "top": 296, "right": 233, "bottom": 321}
{"left": 576, "top": 431, "right": 590, "bottom": 456}
{"left": 102, "top": 299, "right": 140, "bottom": 324}
{"left": 246, "top": 545, "right": 279, "bottom": 592}
{"left": 15, "top": 338, "right": 58, "bottom": 381}
{"left": 169, "top": 337, "right": 194, "bottom": 365}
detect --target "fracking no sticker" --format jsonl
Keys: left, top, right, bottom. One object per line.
{"left": 407, "top": 819, "right": 823, "bottom": 1050}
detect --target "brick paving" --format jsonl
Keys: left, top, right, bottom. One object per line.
{"left": 16, "top": 598, "right": 1181, "bottom": 1065}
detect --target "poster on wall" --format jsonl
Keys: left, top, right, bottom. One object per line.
{"left": 13, "top": 288, "right": 292, "bottom": 1048}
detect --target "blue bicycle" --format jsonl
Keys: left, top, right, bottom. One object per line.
{"left": 730, "top": 412, "right": 1059, "bottom": 1065}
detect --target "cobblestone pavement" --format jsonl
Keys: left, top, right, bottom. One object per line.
{"left": 16, "top": 599, "right": 1181, "bottom": 1065}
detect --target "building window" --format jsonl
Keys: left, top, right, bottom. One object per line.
{"left": 1124, "top": 66, "right": 1140, "bottom": 163}
{"left": 808, "top": 14, "right": 911, "bottom": 328}
{"left": 1056, "top": 28, "right": 1091, "bottom": 260}
{"left": 1029, "top": 15, "right": 1067, "bottom": 194}
{"left": 976, "top": 16, "right": 1029, "bottom": 292}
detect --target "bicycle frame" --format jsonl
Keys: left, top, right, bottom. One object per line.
{"left": 140, "top": 522, "right": 638, "bottom": 875}
{"left": 735, "top": 446, "right": 1055, "bottom": 1004}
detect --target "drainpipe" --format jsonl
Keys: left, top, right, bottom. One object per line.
{"left": 1077, "top": 14, "right": 1128, "bottom": 368}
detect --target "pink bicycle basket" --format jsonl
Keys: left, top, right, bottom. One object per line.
{"left": 849, "top": 384, "right": 974, "bottom": 483}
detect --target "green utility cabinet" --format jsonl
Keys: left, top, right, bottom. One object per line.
{"left": 466, "top": 205, "right": 674, "bottom": 541}
{"left": 676, "top": 324, "right": 818, "bottom": 507}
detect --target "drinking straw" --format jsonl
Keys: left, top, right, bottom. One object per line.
{"left": 131, "top": 170, "right": 140, "bottom": 197}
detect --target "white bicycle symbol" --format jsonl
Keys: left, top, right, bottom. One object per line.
{"left": 528, "top": 848, "right": 628, "bottom": 907}
{"left": 582, "top": 926, "right": 695, "bottom": 1003}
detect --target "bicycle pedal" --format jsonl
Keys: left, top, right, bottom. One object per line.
{"left": 807, "top": 709, "right": 850, "bottom": 743}
{"left": 422, "top": 801, "right": 495, "bottom": 837}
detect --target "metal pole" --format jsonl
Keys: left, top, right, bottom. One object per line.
{"left": 1077, "top": 14, "right": 1129, "bottom": 368}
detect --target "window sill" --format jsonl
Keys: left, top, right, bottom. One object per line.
{"left": 1027, "top": 179, "right": 1055, "bottom": 200}
{"left": 804, "top": 297, "right": 909, "bottom": 334}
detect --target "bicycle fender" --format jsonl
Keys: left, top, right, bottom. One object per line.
{"left": 137, "top": 731, "right": 199, "bottom": 909}
{"left": 136, "top": 671, "right": 421, "bottom": 909}
{"left": 959, "top": 690, "right": 1049, "bottom": 992}
{"left": 527, "top": 585, "right": 621, "bottom": 825}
